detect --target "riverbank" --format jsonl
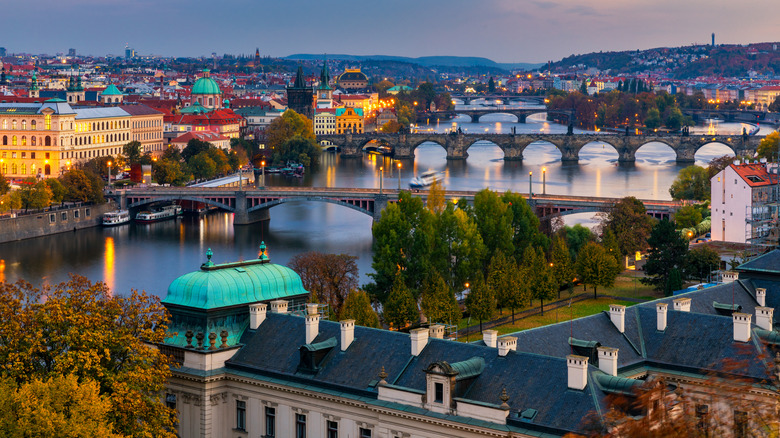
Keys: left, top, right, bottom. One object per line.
{"left": 0, "top": 202, "right": 116, "bottom": 244}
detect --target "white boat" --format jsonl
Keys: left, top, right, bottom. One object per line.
{"left": 409, "top": 170, "right": 444, "bottom": 189}
{"left": 102, "top": 209, "right": 131, "bottom": 226}
{"left": 135, "top": 205, "right": 182, "bottom": 223}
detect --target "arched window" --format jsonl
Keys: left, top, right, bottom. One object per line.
{"left": 2, "top": 135, "right": 6, "bottom": 145}
{"left": 11, "top": 164, "right": 17, "bottom": 174}
{"left": 12, "top": 135, "right": 17, "bottom": 146}
{"left": 21, "top": 120, "right": 26, "bottom": 130}
{"left": 1, "top": 163, "right": 6, "bottom": 174}
{"left": 12, "top": 120, "right": 17, "bottom": 130}
{"left": 31, "top": 136, "right": 36, "bottom": 146}
{"left": 44, "top": 164, "right": 51, "bottom": 175}
{"left": 44, "top": 114, "right": 51, "bottom": 130}
{"left": 31, "top": 120, "right": 36, "bottom": 130}
{"left": 2, "top": 120, "right": 6, "bottom": 129}
{"left": 45, "top": 136, "right": 51, "bottom": 146}
{"left": 20, "top": 164, "right": 26, "bottom": 175}
{"left": 21, "top": 136, "right": 26, "bottom": 146}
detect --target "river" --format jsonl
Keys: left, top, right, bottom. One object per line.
{"left": 0, "top": 99, "right": 770, "bottom": 297}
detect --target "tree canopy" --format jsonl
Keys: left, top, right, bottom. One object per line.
{"left": 641, "top": 219, "right": 690, "bottom": 295}
{"left": 339, "top": 290, "right": 380, "bottom": 328}
{"left": 575, "top": 242, "right": 620, "bottom": 298}
{"left": 602, "top": 197, "right": 654, "bottom": 257}
{"left": 289, "top": 251, "right": 359, "bottom": 318}
{"left": 669, "top": 165, "right": 710, "bottom": 201}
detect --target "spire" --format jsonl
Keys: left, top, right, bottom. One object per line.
{"left": 319, "top": 55, "right": 331, "bottom": 90}
{"left": 293, "top": 65, "right": 306, "bottom": 88}
{"left": 0, "top": 68, "right": 6, "bottom": 86}
{"left": 29, "top": 70, "right": 38, "bottom": 91}
{"left": 76, "top": 75, "right": 83, "bottom": 91}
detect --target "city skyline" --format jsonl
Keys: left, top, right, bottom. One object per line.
{"left": 2, "top": 0, "right": 778, "bottom": 63}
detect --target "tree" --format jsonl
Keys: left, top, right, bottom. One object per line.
{"left": 644, "top": 107, "right": 661, "bottom": 129}
{"left": 0, "top": 191, "right": 22, "bottom": 212}
{"left": 579, "top": 79, "right": 588, "bottom": 94}
{"left": 669, "top": 165, "right": 710, "bottom": 201}
{"left": 531, "top": 250, "right": 557, "bottom": 315}
{"left": 427, "top": 180, "right": 445, "bottom": 214}
{"left": 685, "top": 245, "right": 720, "bottom": 282}
{"left": 641, "top": 219, "right": 689, "bottom": 295}
{"left": 674, "top": 205, "right": 703, "bottom": 229}
{"left": 188, "top": 152, "right": 217, "bottom": 180}
{"left": 601, "top": 229, "right": 622, "bottom": 267}
{"left": 181, "top": 138, "right": 211, "bottom": 162}
{"left": 18, "top": 178, "right": 52, "bottom": 211}
{"left": 383, "top": 273, "right": 418, "bottom": 329}
{"left": 275, "top": 134, "right": 321, "bottom": 168}
{"left": 0, "top": 374, "right": 120, "bottom": 437}
{"left": 123, "top": 140, "right": 142, "bottom": 164}
{"left": 289, "top": 251, "right": 359, "bottom": 317}
{"left": 502, "top": 191, "right": 548, "bottom": 259}
{"left": 565, "top": 224, "right": 594, "bottom": 260}
{"left": 464, "top": 273, "right": 494, "bottom": 333}
{"left": 770, "top": 95, "right": 780, "bottom": 112}
{"left": 339, "top": 290, "right": 380, "bottom": 328}
{"left": 0, "top": 174, "right": 9, "bottom": 195}
{"left": 60, "top": 169, "right": 104, "bottom": 203}
{"left": 420, "top": 271, "right": 460, "bottom": 325}
{"left": 431, "top": 204, "right": 486, "bottom": 294}
{"left": 44, "top": 178, "right": 66, "bottom": 204}
{"left": 204, "top": 147, "right": 232, "bottom": 175}
{"left": 0, "top": 276, "right": 176, "bottom": 436}
{"left": 488, "top": 77, "right": 496, "bottom": 93}
{"left": 602, "top": 197, "right": 654, "bottom": 257}
{"left": 265, "top": 109, "right": 316, "bottom": 153}
{"left": 379, "top": 120, "right": 403, "bottom": 133}
{"left": 551, "top": 236, "right": 574, "bottom": 297}
{"left": 153, "top": 158, "right": 189, "bottom": 186}
{"left": 487, "top": 250, "right": 513, "bottom": 313}
{"left": 575, "top": 242, "right": 619, "bottom": 298}
{"left": 757, "top": 131, "right": 779, "bottom": 160}
{"left": 665, "top": 107, "right": 685, "bottom": 131}
{"left": 707, "top": 155, "right": 734, "bottom": 179}
{"left": 415, "top": 82, "right": 436, "bottom": 108}
{"left": 472, "top": 189, "right": 514, "bottom": 265}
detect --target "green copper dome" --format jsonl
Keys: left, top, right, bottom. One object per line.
{"left": 163, "top": 247, "right": 308, "bottom": 310}
{"left": 191, "top": 69, "right": 221, "bottom": 95}
{"left": 101, "top": 84, "right": 123, "bottom": 96}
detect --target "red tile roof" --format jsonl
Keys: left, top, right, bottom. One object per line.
{"left": 731, "top": 163, "right": 777, "bottom": 187}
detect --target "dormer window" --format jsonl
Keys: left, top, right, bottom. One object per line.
{"left": 434, "top": 382, "right": 444, "bottom": 403}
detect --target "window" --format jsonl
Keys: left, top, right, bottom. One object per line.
{"left": 44, "top": 114, "right": 51, "bottom": 130}
{"left": 21, "top": 152, "right": 26, "bottom": 159}
{"left": 12, "top": 120, "right": 16, "bottom": 129}
{"left": 696, "top": 404, "right": 709, "bottom": 437}
{"left": 359, "top": 428, "right": 372, "bottom": 438}
{"left": 734, "top": 410, "right": 748, "bottom": 438}
{"left": 21, "top": 120, "right": 26, "bottom": 130}
{"left": 434, "top": 382, "right": 444, "bottom": 403}
{"left": 85, "top": 208, "right": 90, "bottom": 217}
{"left": 295, "top": 413, "right": 306, "bottom": 438}
{"left": 326, "top": 420, "right": 338, "bottom": 438}
{"left": 12, "top": 135, "right": 16, "bottom": 146}
{"left": 45, "top": 152, "right": 50, "bottom": 159}
{"left": 49, "top": 214, "right": 55, "bottom": 223}
{"left": 265, "top": 406, "right": 275, "bottom": 437}
{"left": 30, "top": 152, "right": 35, "bottom": 159}
{"left": 61, "top": 212, "right": 67, "bottom": 221}
{"left": 165, "top": 393, "right": 176, "bottom": 410}
{"left": 74, "top": 210, "right": 79, "bottom": 219}
{"left": 235, "top": 400, "right": 246, "bottom": 431}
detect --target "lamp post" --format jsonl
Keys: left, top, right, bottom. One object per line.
{"left": 107, "top": 161, "right": 112, "bottom": 188}
{"left": 528, "top": 171, "right": 533, "bottom": 198}
{"left": 542, "top": 167, "right": 546, "bottom": 195}
{"left": 396, "top": 161, "right": 402, "bottom": 190}
{"left": 379, "top": 166, "right": 384, "bottom": 195}
{"left": 261, "top": 160, "right": 266, "bottom": 188}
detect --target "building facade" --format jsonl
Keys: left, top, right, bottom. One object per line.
{"left": 337, "top": 68, "right": 369, "bottom": 91}
{"left": 286, "top": 66, "right": 314, "bottom": 120}
{"left": 314, "top": 109, "right": 336, "bottom": 135}
{"left": 120, "top": 104, "right": 165, "bottom": 155}
{"left": 335, "top": 107, "right": 363, "bottom": 134}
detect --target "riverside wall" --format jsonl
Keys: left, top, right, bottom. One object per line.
{"left": 0, "top": 202, "right": 116, "bottom": 244}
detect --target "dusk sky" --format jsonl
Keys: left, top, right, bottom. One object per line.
{"left": 3, "top": 0, "right": 779, "bottom": 63}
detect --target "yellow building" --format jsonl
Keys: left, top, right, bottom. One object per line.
{"left": 335, "top": 107, "right": 364, "bottom": 134}
{"left": 0, "top": 99, "right": 162, "bottom": 178}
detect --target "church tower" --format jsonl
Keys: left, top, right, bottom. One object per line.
{"left": 28, "top": 70, "right": 39, "bottom": 98}
{"left": 286, "top": 65, "right": 314, "bottom": 119}
{"left": 66, "top": 66, "right": 85, "bottom": 104}
{"left": 316, "top": 55, "right": 333, "bottom": 109}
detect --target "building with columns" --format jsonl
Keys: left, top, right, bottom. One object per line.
{"left": 190, "top": 69, "right": 223, "bottom": 110}
{"left": 160, "top": 241, "right": 780, "bottom": 437}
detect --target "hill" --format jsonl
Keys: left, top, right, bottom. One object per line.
{"left": 285, "top": 54, "right": 542, "bottom": 71}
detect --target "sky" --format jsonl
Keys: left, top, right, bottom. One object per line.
{"left": 2, "top": 0, "right": 779, "bottom": 63}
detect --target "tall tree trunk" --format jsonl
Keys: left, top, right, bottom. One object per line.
{"left": 540, "top": 299, "right": 544, "bottom": 315}
{"left": 594, "top": 286, "right": 598, "bottom": 299}
{"left": 511, "top": 308, "right": 515, "bottom": 324}
{"left": 479, "top": 319, "right": 483, "bottom": 333}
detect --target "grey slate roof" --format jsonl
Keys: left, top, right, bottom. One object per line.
{"left": 74, "top": 107, "right": 130, "bottom": 119}
{"left": 739, "top": 249, "right": 780, "bottom": 274}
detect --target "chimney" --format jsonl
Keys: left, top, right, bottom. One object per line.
{"left": 567, "top": 355, "right": 589, "bottom": 390}
{"left": 410, "top": 328, "right": 429, "bottom": 356}
{"left": 249, "top": 303, "right": 267, "bottom": 329}
{"left": 270, "top": 300, "right": 288, "bottom": 314}
{"left": 673, "top": 297, "right": 691, "bottom": 312}
{"left": 340, "top": 319, "right": 355, "bottom": 351}
{"left": 483, "top": 330, "right": 498, "bottom": 348}
{"left": 723, "top": 271, "right": 739, "bottom": 284}
{"left": 609, "top": 304, "right": 625, "bottom": 333}
{"left": 429, "top": 324, "right": 445, "bottom": 339}
{"left": 497, "top": 336, "right": 517, "bottom": 357}
{"left": 756, "top": 307, "right": 774, "bottom": 331}
{"left": 656, "top": 303, "right": 668, "bottom": 331}
{"left": 733, "top": 313, "right": 752, "bottom": 342}
{"left": 597, "top": 347, "right": 619, "bottom": 376}
{"left": 756, "top": 288, "right": 767, "bottom": 307}
{"left": 305, "top": 305, "right": 320, "bottom": 344}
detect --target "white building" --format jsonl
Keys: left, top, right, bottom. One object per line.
{"left": 711, "top": 160, "right": 780, "bottom": 243}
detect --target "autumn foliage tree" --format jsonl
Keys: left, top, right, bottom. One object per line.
{"left": 0, "top": 276, "right": 176, "bottom": 437}
{"left": 289, "top": 251, "right": 359, "bottom": 317}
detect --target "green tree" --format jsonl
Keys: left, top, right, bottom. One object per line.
{"left": 488, "top": 77, "right": 496, "bottom": 93}
{"left": 530, "top": 249, "right": 558, "bottom": 315}
{"left": 0, "top": 276, "right": 176, "bottom": 437}
{"left": 339, "top": 290, "right": 380, "bottom": 328}
{"left": 383, "top": 273, "right": 418, "bottom": 329}
{"left": 669, "top": 165, "right": 710, "bottom": 201}
{"left": 188, "top": 152, "right": 217, "bottom": 180}
{"left": 487, "top": 250, "right": 513, "bottom": 313}
{"left": 464, "top": 273, "right": 494, "bottom": 333}
{"left": 45, "top": 178, "right": 66, "bottom": 204}
{"left": 0, "top": 174, "right": 9, "bottom": 195}
{"left": 415, "top": 82, "right": 436, "bottom": 108}
{"left": 275, "top": 134, "right": 321, "bottom": 168}
{"left": 503, "top": 191, "right": 548, "bottom": 259}
{"left": 204, "top": 147, "right": 232, "bottom": 175}
{"left": 59, "top": 170, "right": 104, "bottom": 204}
{"left": 757, "top": 131, "right": 779, "bottom": 160}
{"left": 181, "top": 138, "right": 211, "bottom": 162}
{"left": 153, "top": 158, "right": 189, "bottom": 186}
{"left": 665, "top": 107, "right": 685, "bottom": 131}
{"left": 265, "top": 109, "right": 316, "bottom": 153}
{"left": 472, "top": 189, "right": 514, "bottom": 265}
{"left": 551, "top": 236, "right": 574, "bottom": 297}
{"left": 122, "top": 140, "right": 143, "bottom": 164}
{"left": 379, "top": 120, "right": 403, "bottom": 133}
{"left": 420, "top": 271, "right": 460, "bottom": 325}
{"left": 674, "top": 205, "right": 703, "bottom": 229}
{"left": 685, "top": 245, "right": 720, "bottom": 282}
{"left": 565, "top": 224, "right": 594, "bottom": 260}
{"left": 644, "top": 107, "right": 662, "bottom": 129}
{"left": 641, "top": 219, "right": 689, "bottom": 295}
{"left": 0, "top": 374, "right": 120, "bottom": 438}
{"left": 579, "top": 79, "right": 588, "bottom": 94}
{"left": 770, "top": 95, "right": 780, "bottom": 112}
{"left": 0, "top": 191, "right": 22, "bottom": 212}
{"left": 18, "top": 178, "right": 52, "bottom": 211}
{"left": 432, "top": 204, "right": 485, "bottom": 294}
{"left": 575, "top": 242, "right": 619, "bottom": 298}
{"left": 603, "top": 197, "right": 654, "bottom": 257}
{"left": 601, "top": 229, "right": 622, "bottom": 267}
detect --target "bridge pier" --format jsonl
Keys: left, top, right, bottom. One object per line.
{"left": 373, "top": 195, "right": 389, "bottom": 222}
{"left": 617, "top": 149, "right": 636, "bottom": 164}
{"left": 234, "top": 192, "right": 270, "bottom": 225}
{"left": 470, "top": 114, "right": 480, "bottom": 123}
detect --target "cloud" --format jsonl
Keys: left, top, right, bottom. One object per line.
{"left": 565, "top": 4, "right": 603, "bottom": 16}
{"left": 531, "top": 0, "right": 558, "bottom": 9}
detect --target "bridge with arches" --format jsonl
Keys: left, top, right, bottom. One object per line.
{"left": 424, "top": 107, "right": 573, "bottom": 124}
{"left": 112, "top": 186, "right": 682, "bottom": 225}
{"left": 448, "top": 94, "right": 546, "bottom": 106}
{"left": 318, "top": 131, "right": 762, "bottom": 163}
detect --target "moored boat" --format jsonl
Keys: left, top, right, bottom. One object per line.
{"left": 135, "top": 205, "right": 182, "bottom": 223}
{"left": 102, "top": 209, "right": 131, "bottom": 226}
{"left": 409, "top": 170, "right": 444, "bottom": 189}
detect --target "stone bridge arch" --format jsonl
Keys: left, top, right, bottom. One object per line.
{"left": 127, "top": 195, "right": 235, "bottom": 212}
{"left": 246, "top": 197, "right": 375, "bottom": 218}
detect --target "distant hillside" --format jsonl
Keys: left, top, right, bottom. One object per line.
{"left": 285, "top": 54, "right": 542, "bottom": 71}
{"left": 548, "top": 42, "right": 780, "bottom": 78}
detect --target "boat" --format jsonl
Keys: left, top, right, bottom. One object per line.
{"left": 135, "top": 205, "right": 182, "bottom": 223}
{"left": 102, "top": 209, "right": 131, "bottom": 226}
{"left": 409, "top": 170, "right": 444, "bottom": 189}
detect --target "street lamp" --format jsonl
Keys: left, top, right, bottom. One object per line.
{"left": 261, "top": 160, "right": 266, "bottom": 188}
{"left": 107, "top": 161, "right": 112, "bottom": 187}
{"left": 379, "top": 166, "right": 384, "bottom": 195}
{"left": 542, "top": 167, "right": 546, "bottom": 195}
{"left": 396, "top": 161, "right": 402, "bottom": 190}
{"left": 529, "top": 171, "right": 533, "bottom": 198}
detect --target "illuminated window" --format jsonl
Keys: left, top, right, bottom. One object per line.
{"left": 21, "top": 164, "right": 26, "bottom": 175}
{"left": 21, "top": 120, "right": 26, "bottom": 130}
{"left": 31, "top": 120, "right": 36, "bottom": 130}
{"left": 2, "top": 120, "right": 6, "bottom": 129}
{"left": 31, "top": 137, "right": 36, "bottom": 146}
{"left": 1, "top": 163, "right": 6, "bottom": 174}
{"left": 12, "top": 120, "right": 17, "bottom": 130}
{"left": 11, "top": 163, "right": 17, "bottom": 174}
{"left": 44, "top": 114, "right": 51, "bottom": 130}
{"left": 12, "top": 135, "right": 16, "bottom": 146}
{"left": 21, "top": 136, "right": 26, "bottom": 146}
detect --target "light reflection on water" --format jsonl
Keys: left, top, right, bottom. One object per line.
{"left": 0, "top": 108, "right": 758, "bottom": 297}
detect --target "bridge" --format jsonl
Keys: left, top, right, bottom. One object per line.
{"left": 422, "top": 107, "right": 573, "bottom": 124}
{"left": 111, "top": 186, "right": 682, "bottom": 225}
{"left": 449, "top": 94, "right": 546, "bottom": 106}
{"left": 318, "top": 131, "right": 762, "bottom": 163}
